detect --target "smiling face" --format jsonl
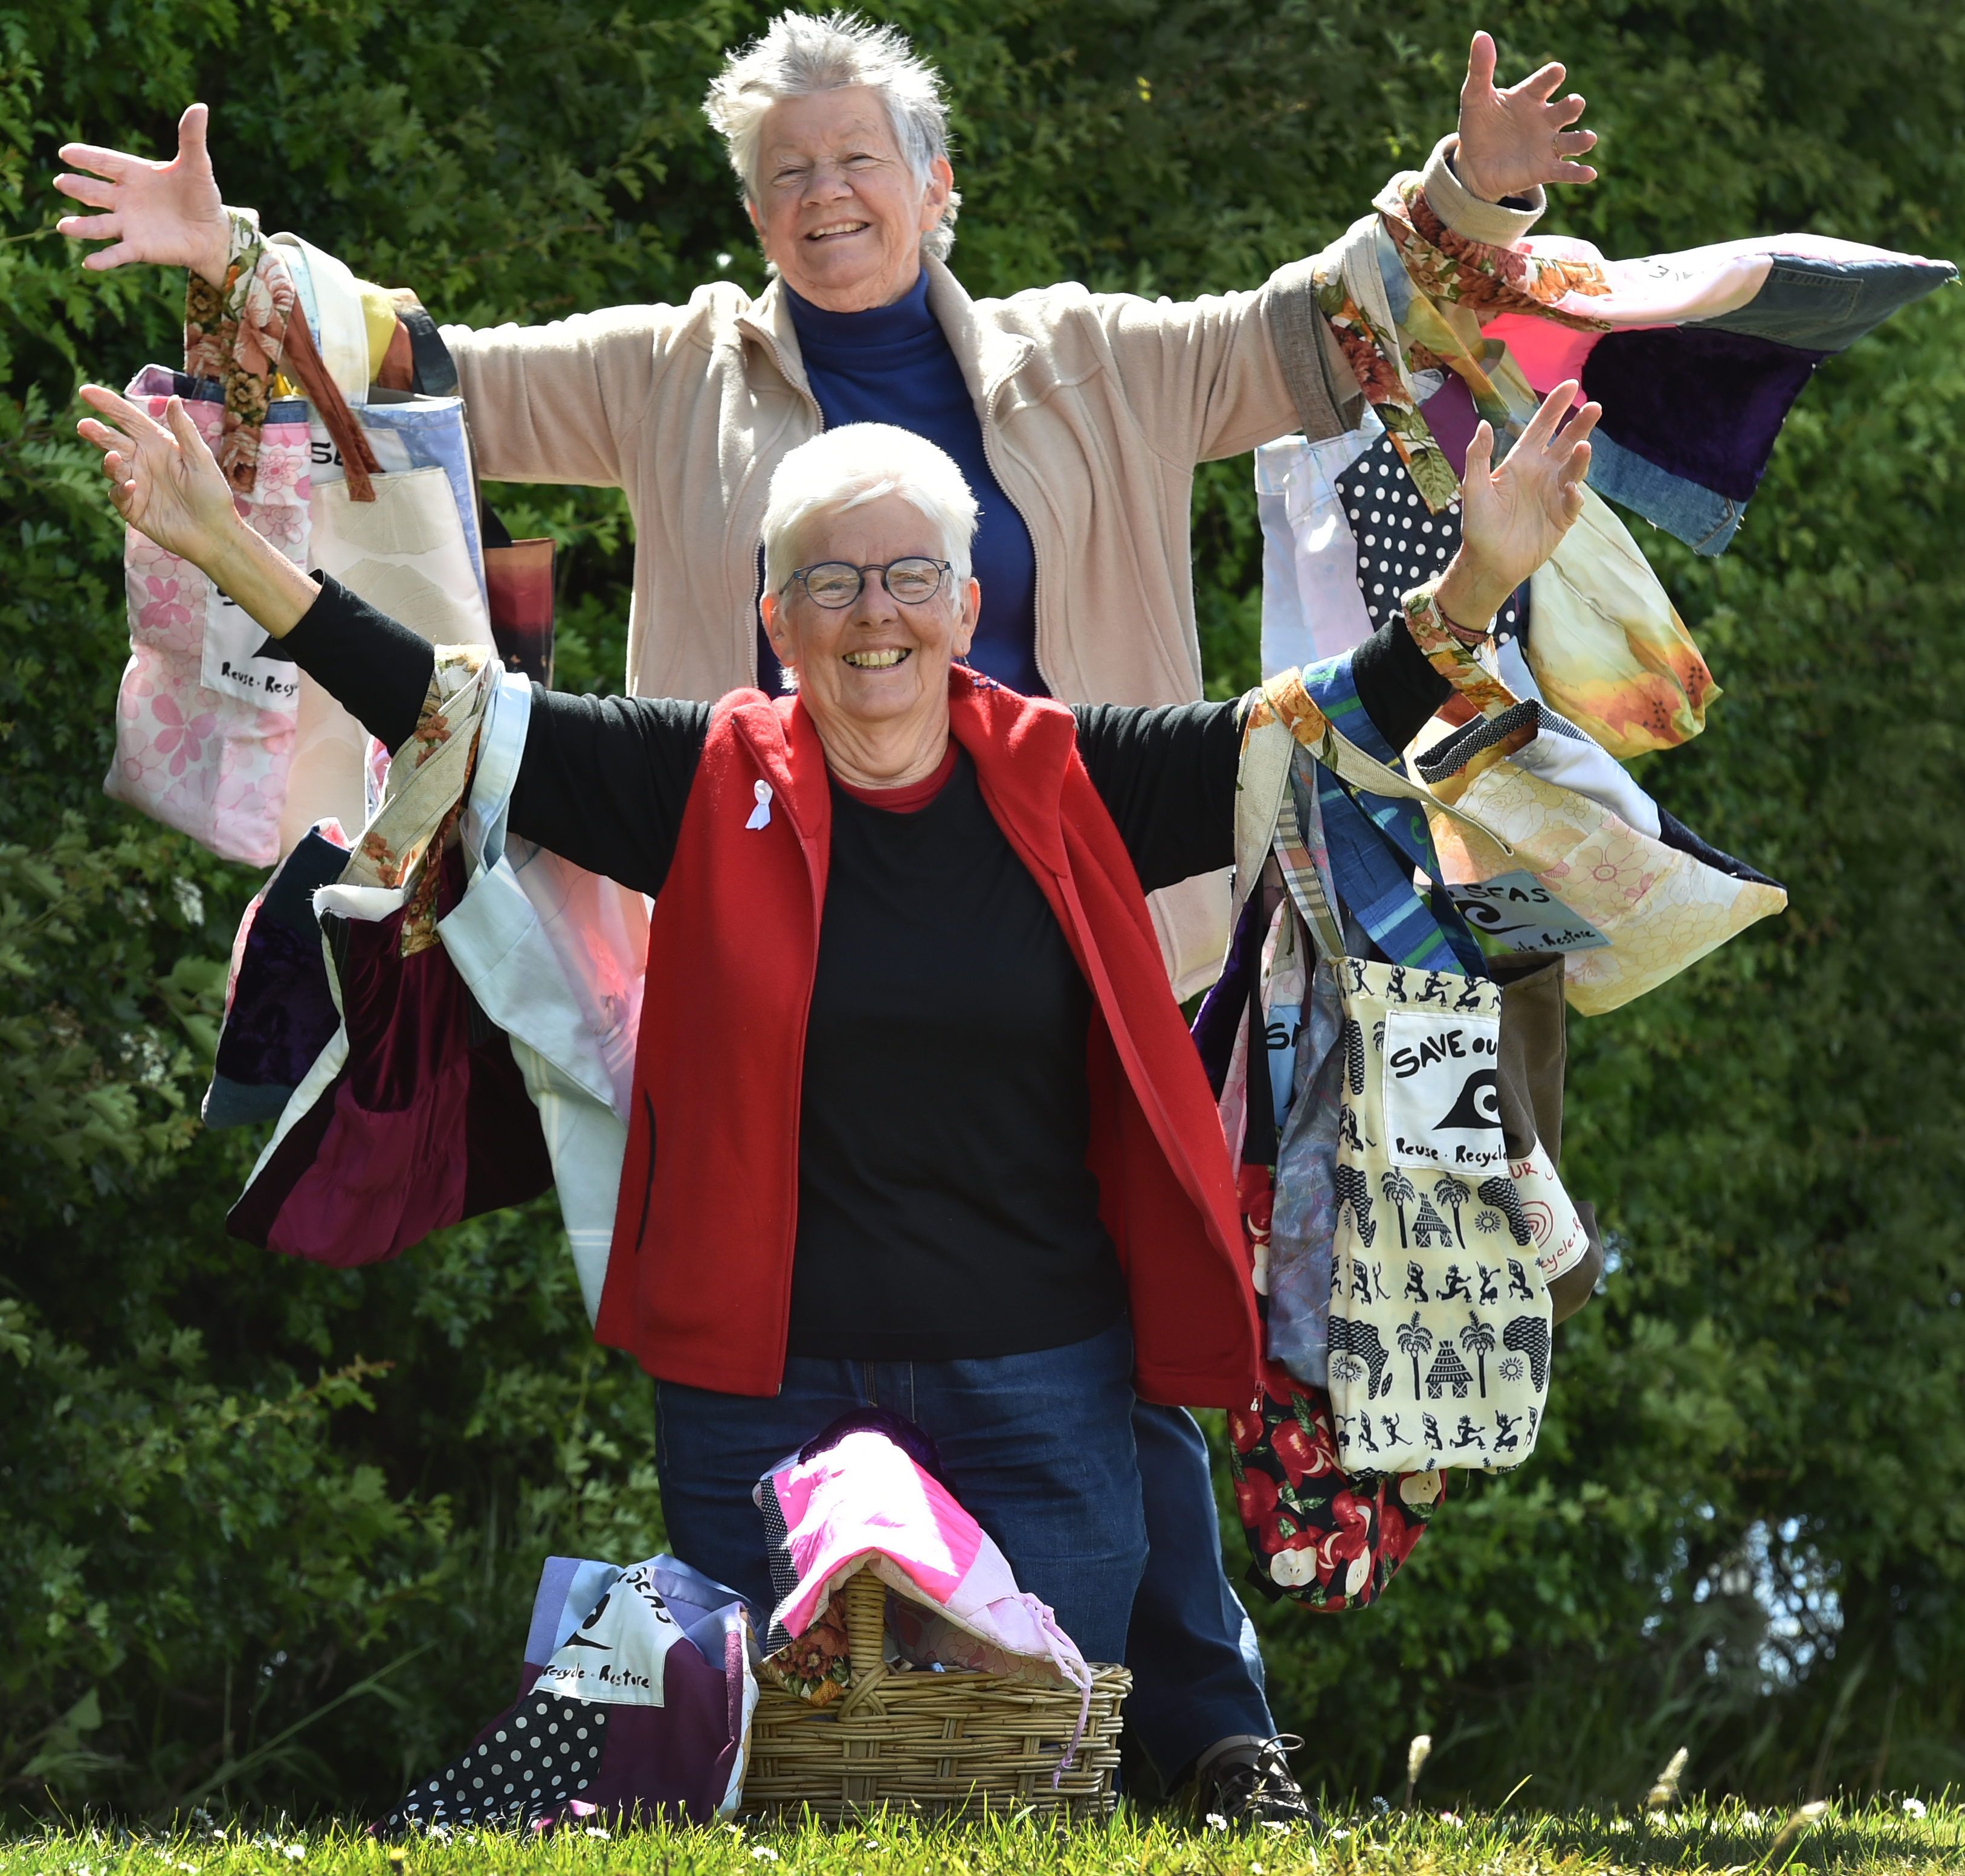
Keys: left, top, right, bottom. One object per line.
{"left": 747, "top": 87, "right": 953, "bottom": 311}
{"left": 760, "top": 491, "right": 979, "bottom": 781}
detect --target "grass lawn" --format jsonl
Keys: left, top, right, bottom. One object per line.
{"left": 7, "top": 1799, "right": 1959, "bottom": 1875}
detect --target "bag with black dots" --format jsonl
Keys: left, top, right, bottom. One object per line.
{"left": 378, "top": 1554, "right": 758, "bottom": 1837}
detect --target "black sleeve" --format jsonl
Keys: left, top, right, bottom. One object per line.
{"left": 508, "top": 691, "right": 711, "bottom": 896}
{"left": 280, "top": 574, "right": 710, "bottom": 898}
{"left": 281, "top": 573, "right": 434, "bottom": 755}
{"left": 1071, "top": 698, "right": 1244, "bottom": 893}
{"left": 1350, "top": 613, "right": 1452, "bottom": 752}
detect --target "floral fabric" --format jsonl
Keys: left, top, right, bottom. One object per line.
{"left": 184, "top": 211, "right": 299, "bottom": 494}
{"left": 1226, "top": 1366, "right": 1443, "bottom": 1610}
{"left": 341, "top": 645, "right": 493, "bottom": 956}
{"left": 757, "top": 1588, "right": 853, "bottom": 1707}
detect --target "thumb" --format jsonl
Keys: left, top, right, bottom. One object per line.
{"left": 1464, "top": 30, "right": 1497, "bottom": 96}
{"left": 177, "top": 103, "right": 210, "bottom": 167}
{"left": 1463, "top": 419, "right": 1494, "bottom": 488}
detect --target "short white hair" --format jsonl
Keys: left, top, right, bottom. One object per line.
{"left": 762, "top": 423, "right": 978, "bottom": 596}
{"left": 705, "top": 9, "right": 961, "bottom": 260}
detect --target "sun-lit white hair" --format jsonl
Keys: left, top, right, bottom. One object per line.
{"left": 704, "top": 9, "right": 961, "bottom": 260}
{"left": 763, "top": 423, "right": 979, "bottom": 598}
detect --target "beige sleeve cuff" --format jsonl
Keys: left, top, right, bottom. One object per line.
{"left": 1421, "top": 134, "right": 1544, "bottom": 247}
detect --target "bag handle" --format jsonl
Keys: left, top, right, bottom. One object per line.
{"left": 279, "top": 308, "right": 383, "bottom": 503}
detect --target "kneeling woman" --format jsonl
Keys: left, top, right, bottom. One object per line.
{"left": 77, "top": 393, "right": 1593, "bottom": 1665}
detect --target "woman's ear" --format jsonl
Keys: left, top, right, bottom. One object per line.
{"left": 918, "top": 156, "right": 954, "bottom": 234}
{"left": 951, "top": 576, "right": 979, "bottom": 659}
{"left": 760, "top": 588, "right": 792, "bottom": 657}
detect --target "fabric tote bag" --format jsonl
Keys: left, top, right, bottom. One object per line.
{"left": 1235, "top": 677, "right": 1579, "bottom": 1478}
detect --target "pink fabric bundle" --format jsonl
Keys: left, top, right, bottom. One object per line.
{"left": 761, "top": 1426, "right": 1094, "bottom": 1774}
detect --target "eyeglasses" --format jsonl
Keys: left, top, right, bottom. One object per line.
{"left": 783, "top": 557, "right": 952, "bottom": 609}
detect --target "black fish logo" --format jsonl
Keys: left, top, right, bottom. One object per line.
{"left": 1434, "top": 1068, "right": 1501, "bottom": 1132}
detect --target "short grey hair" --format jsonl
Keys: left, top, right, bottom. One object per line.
{"left": 705, "top": 9, "right": 961, "bottom": 260}
{"left": 763, "top": 424, "right": 979, "bottom": 596}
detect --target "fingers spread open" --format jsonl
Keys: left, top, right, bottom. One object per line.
{"left": 57, "top": 211, "right": 121, "bottom": 242}
{"left": 79, "top": 382, "right": 173, "bottom": 445}
{"left": 1518, "top": 380, "right": 1581, "bottom": 453}
{"left": 1510, "top": 60, "right": 1568, "bottom": 103}
{"left": 54, "top": 143, "right": 138, "bottom": 178}
{"left": 53, "top": 173, "right": 120, "bottom": 210}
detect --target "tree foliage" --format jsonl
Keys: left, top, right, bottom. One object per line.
{"left": 1, "top": 0, "right": 1961, "bottom": 1821}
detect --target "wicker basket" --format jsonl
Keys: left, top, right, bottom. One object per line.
{"left": 739, "top": 1566, "right": 1129, "bottom": 1824}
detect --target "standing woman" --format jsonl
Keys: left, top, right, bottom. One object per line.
{"left": 56, "top": 13, "right": 1597, "bottom": 1817}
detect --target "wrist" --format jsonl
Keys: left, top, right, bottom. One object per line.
{"left": 192, "top": 218, "right": 232, "bottom": 291}
{"left": 1435, "top": 552, "right": 1514, "bottom": 638}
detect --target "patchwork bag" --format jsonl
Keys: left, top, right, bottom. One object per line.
{"left": 1402, "top": 590, "right": 1787, "bottom": 1016}
{"left": 1230, "top": 673, "right": 1593, "bottom": 1478}
{"left": 378, "top": 1552, "right": 757, "bottom": 1835}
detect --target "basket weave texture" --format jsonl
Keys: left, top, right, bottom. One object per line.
{"left": 740, "top": 1567, "right": 1129, "bottom": 1823}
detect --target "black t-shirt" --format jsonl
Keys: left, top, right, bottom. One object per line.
{"left": 284, "top": 578, "right": 1446, "bottom": 1359}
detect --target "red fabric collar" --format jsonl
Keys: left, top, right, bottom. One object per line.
{"left": 830, "top": 739, "right": 958, "bottom": 814}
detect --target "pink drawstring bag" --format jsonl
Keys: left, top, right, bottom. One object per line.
{"left": 755, "top": 1417, "right": 1095, "bottom": 1776}
{"left": 105, "top": 368, "right": 311, "bottom": 865}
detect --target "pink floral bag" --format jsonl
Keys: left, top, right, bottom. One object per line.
{"left": 105, "top": 369, "right": 311, "bottom": 865}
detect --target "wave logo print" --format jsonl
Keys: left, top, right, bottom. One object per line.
{"left": 1434, "top": 1067, "right": 1500, "bottom": 1132}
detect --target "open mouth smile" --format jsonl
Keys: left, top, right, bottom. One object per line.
{"left": 806, "top": 219, "right": 870, "bottom": 242}
{"left": 842, "top": 648, "right": 911, "bottom": 669}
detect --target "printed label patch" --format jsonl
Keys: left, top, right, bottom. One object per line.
{"left": 202, "top": 584, "right": 302, "bottom": 706}
{"left": 534, "top": 1562, "right": 681, "bottom": 1707}
{"left": 1382, "top": 1007, "right": 1505, "bottom": 1173}
{"left": 1447, "top": 869, "right": 1610, "bottom": 953}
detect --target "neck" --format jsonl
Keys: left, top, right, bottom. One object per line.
{"left": 811, "top": 707, "right": 951, "bottom": 789}
{"left": 781, "top": 253, "right": 924, "bottom": 314}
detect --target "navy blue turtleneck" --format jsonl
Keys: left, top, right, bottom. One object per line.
{"left": 754, "top": 271, "right": 1045, "bottom": 698}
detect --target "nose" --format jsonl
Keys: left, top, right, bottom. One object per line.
{"left": 844, "top": 575, "right": 903, "bottom": 633}
{"left": 802, "top": 159, "right": 856, "bottom": 205}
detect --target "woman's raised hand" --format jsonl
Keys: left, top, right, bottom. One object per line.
{"left": 78, "top": 385, "right": 321, "bottom": 638}
{"left": 1436, "top": 381, "right": 1599, "bottom": 632}
{"left": 1454, "top": 30, "right": 1598, "bottom": 203}
{"left": 56, "top": 104, "right": 233, "bottom": 286}
{"left": 78, "top": 385, "right": 240, "bottom": 566}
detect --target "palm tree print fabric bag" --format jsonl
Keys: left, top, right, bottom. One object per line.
{"left": 1234, "top": 672, "right": 1562, "bottom": 1478}
{"left": 1317, "top": 953, "right": 1552, "bottom": 1475}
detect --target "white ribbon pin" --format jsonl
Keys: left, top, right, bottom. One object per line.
{"left": 746, "top": 779, "right": 772, "bottom": 830}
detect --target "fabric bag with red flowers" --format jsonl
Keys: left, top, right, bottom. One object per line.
{"left": 1225, "top": 1363, "right": 1444, "bottom": 1610}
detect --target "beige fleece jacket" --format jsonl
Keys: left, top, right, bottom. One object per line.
{"left": 427, "top": 135, "right": 1540, "bottom": 994}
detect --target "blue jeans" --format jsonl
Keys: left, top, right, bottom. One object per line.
{"left": 653, "top": 1320, "right": 1274, "bottom": 1776}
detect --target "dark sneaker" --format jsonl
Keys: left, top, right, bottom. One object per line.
{"left": 1199, "top": 1733, "right": 1320, "bottom": 1829}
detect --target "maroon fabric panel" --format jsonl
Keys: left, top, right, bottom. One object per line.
{"left": 234, "top": 849, "right": 552, "bottom": 1266}
{"left": 225, "top": 1063, "right": 348, "bottom": 1248}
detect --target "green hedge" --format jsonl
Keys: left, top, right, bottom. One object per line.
{"left": 2, "top": 0, "right": 1961, "bottom": 1822}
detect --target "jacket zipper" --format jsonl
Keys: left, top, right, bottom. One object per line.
{"left": 978, "top": 385, "right": 1050, "bottom": 695}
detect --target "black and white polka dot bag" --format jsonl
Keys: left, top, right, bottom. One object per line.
{"left": 379, "top": 1554, "right": 758, "bottom": 1837}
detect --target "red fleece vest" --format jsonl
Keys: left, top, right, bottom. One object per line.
{"left": 593, "top": 671, "right": 1259, "bottom": 1407}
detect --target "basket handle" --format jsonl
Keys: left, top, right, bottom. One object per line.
{"left": 836, "top": 1565, "right": 890, "bottom": 1717}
